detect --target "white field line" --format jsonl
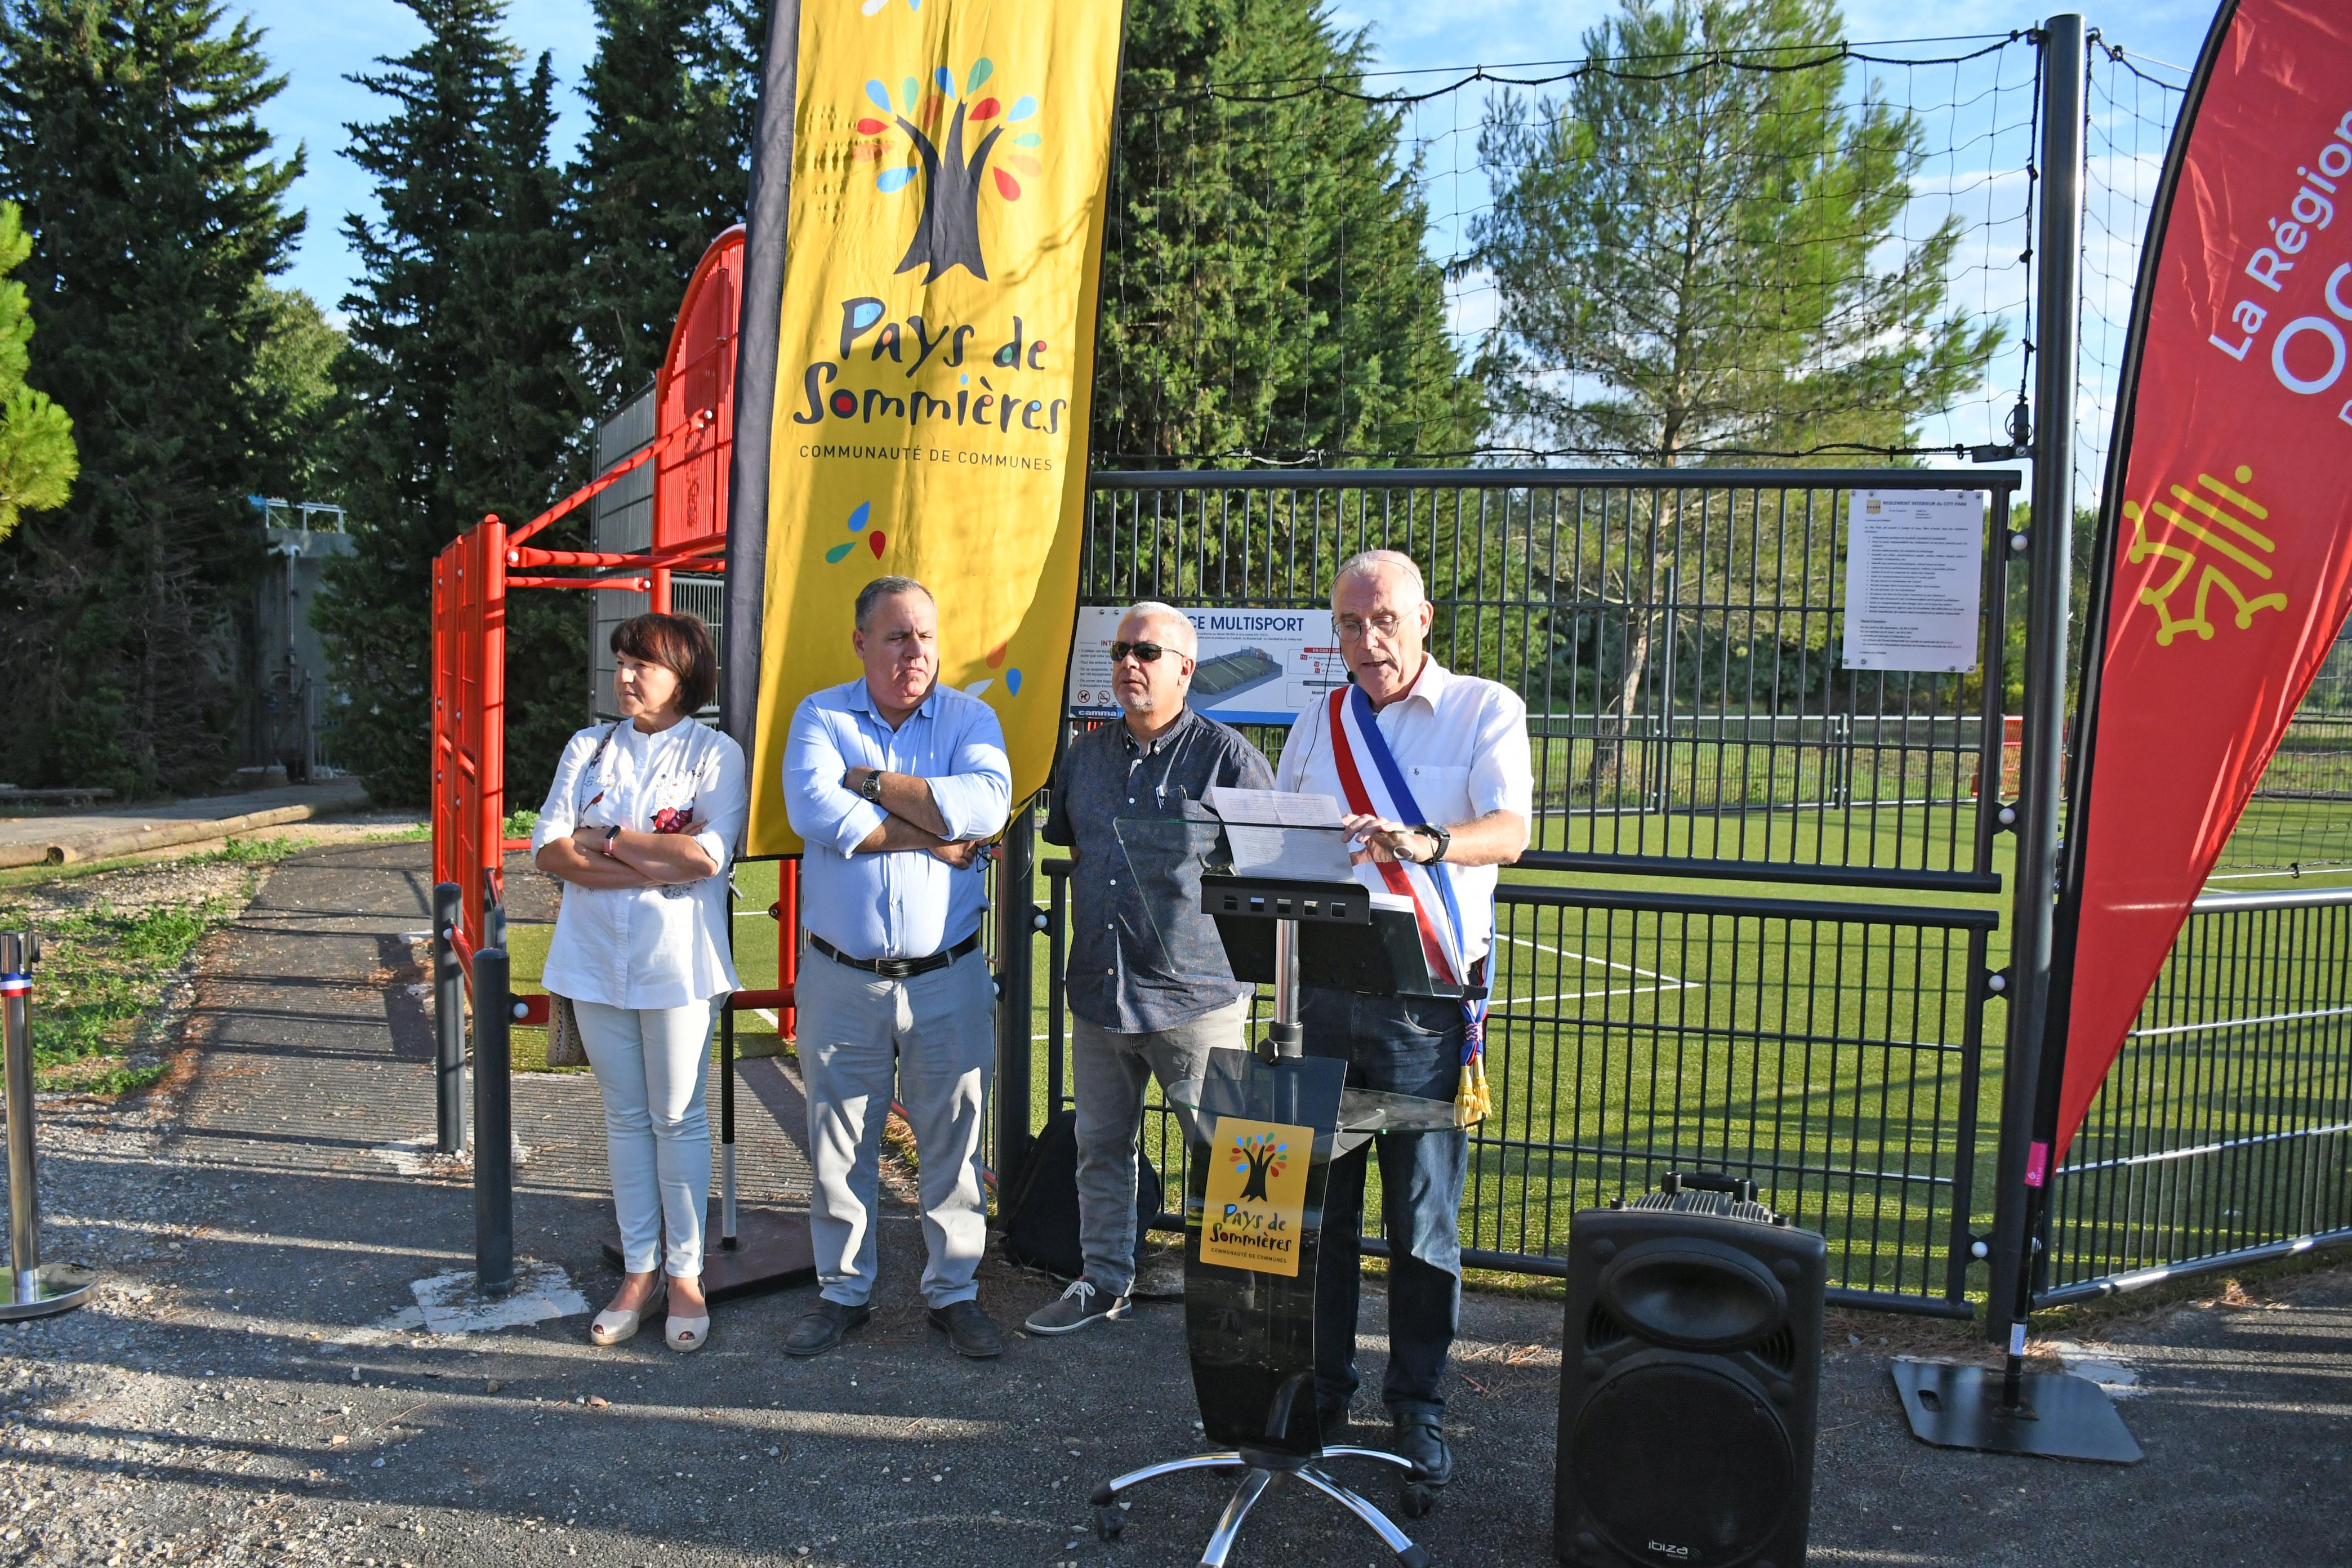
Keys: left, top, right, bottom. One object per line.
{"left": 1006, "top": 934, "right": 1702, "bottom": 1040}
{"left": 1490, "top": 932, "right": 1702, "bottom": 1007}
{"left": 1498, "top": 932, "right": 1688, "bottom": 983}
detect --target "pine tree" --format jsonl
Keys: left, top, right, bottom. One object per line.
{"left": 243, "top": 284, "right": 345, "bottom": 501}
{"left": 1094, "top": 0, "right": 1472, "bottom": 467}
{"left": 1467, "top": 0, "right": 2004, "bottom": 783}
{"left": 568, "top": 0, "right": 765, "bottom": 407}
{"left": 0, "top": 200, "right": 74, "bottom": 542}
{"left": 317, "top": 0, "right": 589, "bottom": 807}
{"left": 1469, "top": 0, "right": 1995, "bottom": 462}
{"left": 0, "top": 0, "right": 304, "bottom": 795}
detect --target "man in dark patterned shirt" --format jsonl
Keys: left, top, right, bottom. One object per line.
{"left": 1026, "top": 601, "right": 1273, "bottom": 1337}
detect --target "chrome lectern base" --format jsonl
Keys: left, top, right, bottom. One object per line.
{"left": 1092, "top": 1446, "right": 1431, "bottom": 1568}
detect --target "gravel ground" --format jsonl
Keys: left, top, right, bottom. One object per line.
{"left": 0, "top": 841, "right": 2344, "bottom": 1568}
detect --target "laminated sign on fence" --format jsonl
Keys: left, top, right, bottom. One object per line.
{"left": 1840, "top": 489, "right": 1986, "bottom": 674}
{"left": 739, "top": 0, "right": 1124, "bottom": 853}
{"left": 2051, "top": 0, "right": 2352, "bottom": 1159}
{"left": 1066, "top": 605, "right": 1344, "bottom": 725}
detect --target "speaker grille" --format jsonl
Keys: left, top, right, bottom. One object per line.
{"left": 1583, "top": 1302, "right": 1631, "bottom": 1353}
{"left": 1752, "top": 1323, "right": 1798, "bottom": 1374}
{"left": 1570, "top": 1364, "right": 1794, "bottom": 1565}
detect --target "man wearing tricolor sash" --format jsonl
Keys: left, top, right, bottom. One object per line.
{"left": 1272, "top": 549, "right": 1532, "bottom": 1497}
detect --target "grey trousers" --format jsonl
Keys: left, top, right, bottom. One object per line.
{"left": 795, "top": 942, "right": 995, "bottom": 1309}
{"left": 1071, "top": 998, "right": 1250, "bottom": 1297}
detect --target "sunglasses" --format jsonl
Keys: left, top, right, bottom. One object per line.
{"left": 1110, "top": 641, "right": 1176, "bottom": 663}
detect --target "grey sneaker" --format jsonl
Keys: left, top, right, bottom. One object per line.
{"left": 1023, "top": 1279, "right": 1132, "bottom": 1336}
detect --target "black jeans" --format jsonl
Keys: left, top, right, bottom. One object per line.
{"left": 1300, "top": 984, "right": 1467, "bottom": 1420}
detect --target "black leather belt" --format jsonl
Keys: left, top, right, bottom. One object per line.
{"left": 809, "top": 931, "right": 980, "bottom": 979}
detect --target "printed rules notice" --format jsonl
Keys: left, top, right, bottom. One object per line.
{"left": 1840, "top": 490, "right": 1986, "bottom": 673}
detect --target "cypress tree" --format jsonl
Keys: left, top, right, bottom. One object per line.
{"left": 0, "top": 0, "right": 305, "bottom": 795}
{"left": 318, "top": 0, "right": 589, "bottom": 807}
{"left": 569, "top": 0, "right": 765, "bottom": 407}
{"left": 1095, "top": 0, "right": 1472, "bottom": 466}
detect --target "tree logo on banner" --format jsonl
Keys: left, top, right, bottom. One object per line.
{"left": 855, "top": 59, "right": 1043, "bottom": 282}
{"left": 2121, "top": 464, "right": 2290, "bottom": 646}
{"left": 1230, "top": 1130, "right": 1290, "bottom": 1204}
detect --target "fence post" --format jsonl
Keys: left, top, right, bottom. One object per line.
{"left": 433, "top": 881, "right": 467, "bottom": 1153}
{"left": 1986, "top": 11, "right": 2086, "bottom": 1347}
{"left": 473, "top": 945, "right": 514, "bottom": 1296}
{"left": 995, "top": 797, "right": 1039, "bottom": 1182}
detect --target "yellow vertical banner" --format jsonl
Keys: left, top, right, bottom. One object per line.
{"left": 745, "top": 0, "right": 1125, "bottom": 855}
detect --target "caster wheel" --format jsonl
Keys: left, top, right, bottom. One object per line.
{"left": 1095, "top": 1504, "right": 1125, "bottom": 1543}
{"left": 1400, "top": 1481, "right": 1436, "bottom": 1520}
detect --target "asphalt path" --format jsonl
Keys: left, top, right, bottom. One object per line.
{"left": 0, "top": 841, "right": 2341, "bottom": 1567}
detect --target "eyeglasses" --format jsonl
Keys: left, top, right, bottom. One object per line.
{"left": 1335, "top": 613, "right": 1406, "bottom": 643}
{"left": 1110, "top": 641, "right": 1172, "bottom": 663}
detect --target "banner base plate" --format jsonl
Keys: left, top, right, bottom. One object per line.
{"left": 602, "top": 1205, "right": 816, "bottom": 1304}
{"left": 1891, "top": 1358, "right": 2142, "bottom": 1463}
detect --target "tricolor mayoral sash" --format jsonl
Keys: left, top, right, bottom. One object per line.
{"left": 1325, "top": 684, "right": 1491, "bottom": 1124}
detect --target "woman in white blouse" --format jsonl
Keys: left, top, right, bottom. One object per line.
{"left": 532, "top": 612, "right": 746, "bottom": 1353}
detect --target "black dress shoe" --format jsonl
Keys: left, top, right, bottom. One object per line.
{"left": 928, "top": 1299, "right": 1004, "bottom": 1358}
{"left": 783, "top": 1299, "right": 871, "bottom": 1357}
{"left": 1316, "top": 1402, "right": 1352, "bottom": 1439}
{"left": 1391, "top": 1411, "right": 1453, "bottom": 1487}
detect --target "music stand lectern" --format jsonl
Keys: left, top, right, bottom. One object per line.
{"left": 1089, "top": 817, "right": 1465, "bottom": 1568}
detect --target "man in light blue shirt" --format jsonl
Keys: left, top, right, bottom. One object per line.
{"left": 781, "top": 576, "right": 1013, "bottom": 1359}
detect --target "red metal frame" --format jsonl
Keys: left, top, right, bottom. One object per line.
{"left": 431, "top": 515, "right": 507, "bottom": 956}
{"left": 652, "top": 225, "right": 743, "bottom": 612}
{"left": 429, "top": 225, "right": 795, "bottom": 1021}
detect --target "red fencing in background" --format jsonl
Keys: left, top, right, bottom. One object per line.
{"left": 429, "top": 225, "right": 792, "bottom": 1027}
{"left": 431, "top": 515, "right": 507, "bottom": 962}
{"left": 652, "top": 225, "right": 742, "bottom": 611}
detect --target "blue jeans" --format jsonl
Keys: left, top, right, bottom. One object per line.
{"left": 1300, "top": 985, "right": 1467, "bottom": 1420}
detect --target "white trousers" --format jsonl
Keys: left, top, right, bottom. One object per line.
{"left": 574, "top": 997, "right": 719, "bottom": 1279}
{"left": 795, "top": 944, "right": 995, "bottom": 1308}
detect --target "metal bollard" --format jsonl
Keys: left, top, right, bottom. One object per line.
{"left": 432, "top": 883, "right": 467, "bottom": 1154}
{"left": 471, "top": 945, "right": 514, "bottom": 1297}
{"left": 1, "top": 931, "right": 95, "bottom": 1320}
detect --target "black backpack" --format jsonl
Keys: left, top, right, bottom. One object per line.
{"left": 996, "top": 1108, "right": 1162, "bottom": 1280}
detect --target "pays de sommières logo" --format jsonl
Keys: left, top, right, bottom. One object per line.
{"left": 1199, "top": 1119, "right": 1310, "bottom": 1276}
{"left": 857, "top": 58, "right": 1041, "bottom": 283}
{"left": 2123, "top": 464, "right": 2289, "bottom": 647}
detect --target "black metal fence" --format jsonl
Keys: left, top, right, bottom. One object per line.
{"left": 2211, "top": 632, "right": 2352, "bottom": 877}
{"left": 995, "top": 464, "right": 2024, "bottom": 1317}
{"left": 2041, "top": 886, "right": 2352, "bottom": 1303}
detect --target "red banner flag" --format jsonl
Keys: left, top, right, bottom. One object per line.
{"left": 2054, "top": 0, "right": 2352, "bottom": 1157}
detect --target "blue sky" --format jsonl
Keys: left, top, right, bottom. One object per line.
{"left": 240, "top": 1, "right": 2225, "bottom": 313}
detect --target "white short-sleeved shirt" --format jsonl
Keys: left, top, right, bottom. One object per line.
{"left": 1272, "top": 657, "right": 1533, "bottom": 966}
{"left": 531, "top": 717, "right": 746, "bottom": 1009}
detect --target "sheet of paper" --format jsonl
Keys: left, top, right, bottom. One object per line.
{"left": 1204, "top": 786, "right": 1346, "bottom": 828}
{"left": 1220, "top": 823, "right": 1358, "bottom": 884}
{"left": 1841, "top": 489, "right": 1986, "bottom": 674}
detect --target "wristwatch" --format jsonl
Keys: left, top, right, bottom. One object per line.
{"left": 860, "top": 768, "right": 885, "bottom": 804}
{"left": 1411, "top": 823, "right": 1451, "bottom": 865}
{"left": 602, "top": 825, "right": 623, "bottom": 858}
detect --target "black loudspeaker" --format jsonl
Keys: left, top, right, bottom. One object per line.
{"left": 1554, "top": 1173, "right": 1826, "bottom": 1568}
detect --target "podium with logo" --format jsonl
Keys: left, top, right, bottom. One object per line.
{"left": 1088, "top": 816, "right": 1463, "bottom": 1567}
